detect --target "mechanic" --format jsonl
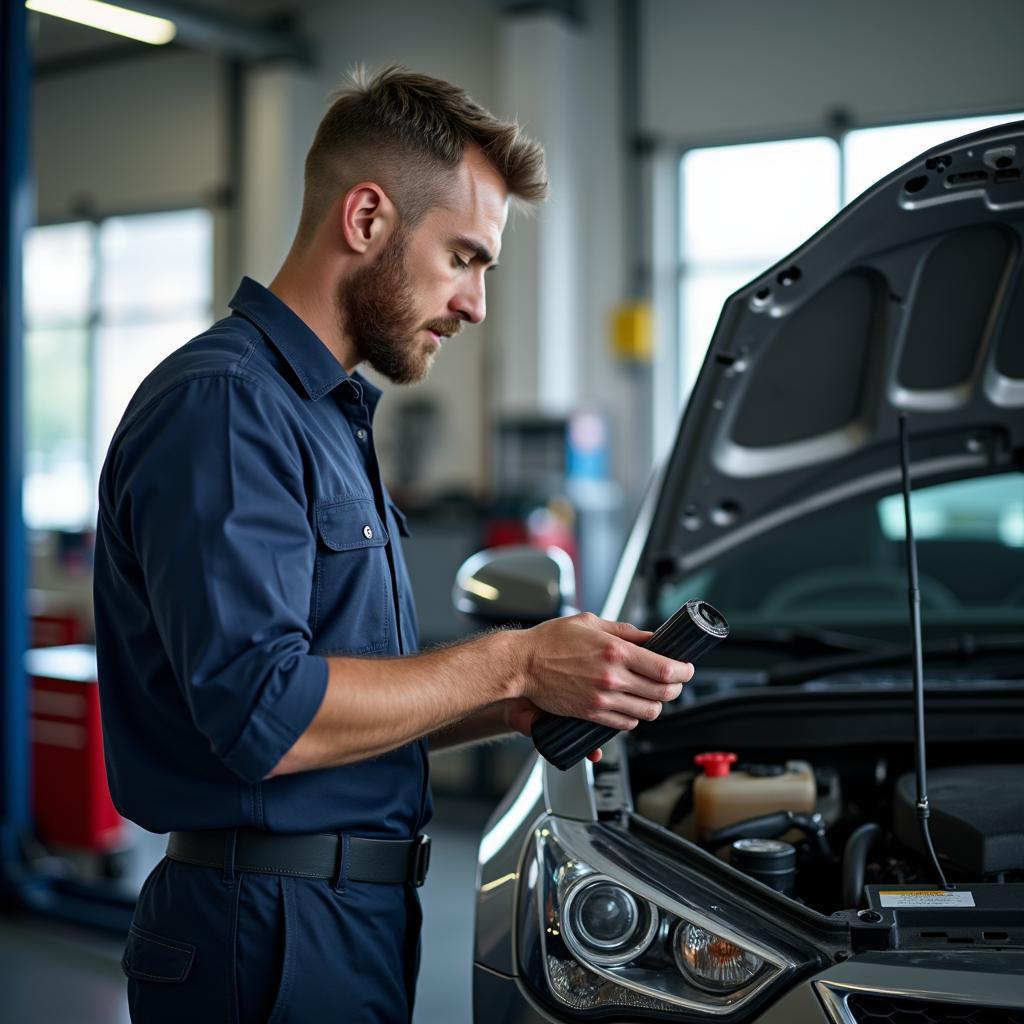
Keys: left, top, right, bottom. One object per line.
{"left": 93, "top": 66, "right": 694, "bottom": 1023}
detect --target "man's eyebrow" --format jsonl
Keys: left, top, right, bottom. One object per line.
{"left": 451, "top": 236, "right": 498, "bottom": 268}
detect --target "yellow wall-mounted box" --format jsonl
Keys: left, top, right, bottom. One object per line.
{"left": 611, "top": 302, "right": 652, "bottom": 362}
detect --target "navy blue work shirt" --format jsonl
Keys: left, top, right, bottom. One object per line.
{"left": 93, "top": 277, "right": 431, "bottom": 839}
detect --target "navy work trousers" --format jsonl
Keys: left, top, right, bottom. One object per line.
{"left": 122, "top": 855, "right": 422, "bottom": 1022}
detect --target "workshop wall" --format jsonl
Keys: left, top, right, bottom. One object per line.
{"left": 33, "top": 49, "right": 227, "bottom": 222}
{"left": 297, "top": 0, "right": 502, "bottom": 499}
{"left": 641, "top": 0, "right": 1024, "bottom": 143}
{"left": 29, "top": 0, "right": 1024, "bottom": 505}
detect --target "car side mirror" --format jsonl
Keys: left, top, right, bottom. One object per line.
{"left": 452, "top": 545, "right": 577, "bottom": 628}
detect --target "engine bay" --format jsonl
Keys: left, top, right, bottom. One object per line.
{"left": 628, "top": 677, "right": 1024, "bottom": 923}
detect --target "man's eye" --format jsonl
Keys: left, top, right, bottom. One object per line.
{"left": 453, "top": 254, "right": 469, "bottom": 269}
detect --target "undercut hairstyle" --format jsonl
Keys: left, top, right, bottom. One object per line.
{"left": 296, "top": 65, "right": 548, "bottom": 246}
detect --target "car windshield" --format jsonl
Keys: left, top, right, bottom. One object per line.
{"left": 656, "top": 472, "right": 1024, "bottom": 656}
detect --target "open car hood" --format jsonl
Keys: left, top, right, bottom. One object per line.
{"left": 643, "top": 120, "right": 1024, "bottom": 583}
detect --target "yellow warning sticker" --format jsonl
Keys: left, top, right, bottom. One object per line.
{"left": 878, "top": 890, "right": 975, "bottom": 908}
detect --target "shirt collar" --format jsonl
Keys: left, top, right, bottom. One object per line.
{"left": 228, "top": 277, "right": 382, "bottom": 414}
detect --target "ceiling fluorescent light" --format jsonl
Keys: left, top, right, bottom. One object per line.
{"left": 26, "top": 0, "right": 177, "bottom": 46}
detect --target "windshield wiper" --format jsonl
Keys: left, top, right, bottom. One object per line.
{"left": 725, "top": 625, "right": 899, "bottom": 656}
{"left": 767, "top": 632, "right": 1024, "bottom": 684}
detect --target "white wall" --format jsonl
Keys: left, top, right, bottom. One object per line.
{"left": 641, "top": 0, "right": 1024, "bottom": 143}
{"left": 33, "top": 50, "right": 227, "bottom": 221}
{"left": 295, "top": 0, "right": 501, "bottom": 496}
{"left": 238, "top": 65, "right": 320, "bottom": 291}
{"left": 570, "top": 0, "right": 631, "bottom": 483}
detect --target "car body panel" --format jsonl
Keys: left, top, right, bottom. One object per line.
{"left": 474, "top": 952, "right": 1024, "bottom": 1024}
{"left": 643, "top": 121, "right": 1024, "bottom": 586}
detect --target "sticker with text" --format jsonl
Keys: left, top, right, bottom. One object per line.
{"left": 878, "top": 890, "right": 975, "bottom": 908}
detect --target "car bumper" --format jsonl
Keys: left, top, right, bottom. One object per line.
{"left": 474, "top": 949, "right": 1024, "bottom": 1023}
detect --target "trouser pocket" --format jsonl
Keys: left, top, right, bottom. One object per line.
{"left": 123, "top": 923, "right": 201, "bottom": 1023}
{"left": 122, "top": 923, "right": 195, "bottom": 983}
{"left": 124, "top": 858, "right": 234, "bottom": 1023}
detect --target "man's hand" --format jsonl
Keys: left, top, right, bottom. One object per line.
{"left": 501, "top": 696, "right": 540, "bottom": 738}
{"left": 268, "top": 612, "right": 691, "bottom": 777}
{"left": 501, "top": 696, "right": 603, "bottom": 763}
{"left": 516, "top": 612, "right": 693, "bottom": 733}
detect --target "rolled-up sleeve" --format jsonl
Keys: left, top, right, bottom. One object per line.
{"left": 114, "top": 373, "right": 327, "bottom": 783}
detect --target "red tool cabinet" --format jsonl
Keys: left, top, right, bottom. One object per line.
{"left": 27, "top": 645, "right": 126, "bottom": 853}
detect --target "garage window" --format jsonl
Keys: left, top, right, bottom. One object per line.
{"left": 679, "top": 137, "right": 840, "bottom": 395}
{"left": 23, "top": 209, "right": 214, "bottom": 530}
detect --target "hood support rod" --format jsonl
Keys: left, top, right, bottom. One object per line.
{"left": 899, "top": 413, "right": 951, "bottom": 891}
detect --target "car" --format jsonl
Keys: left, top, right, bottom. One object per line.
{"left": 454, "top": 119, "right": 1024, "bottom": 1023}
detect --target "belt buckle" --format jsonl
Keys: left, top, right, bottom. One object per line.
{"left": 412, "top": 833, "right": 431, "bottom": 887}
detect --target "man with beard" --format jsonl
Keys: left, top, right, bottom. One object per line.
{"left": 93, "top": 67, "right": 693, "bottom": 1022}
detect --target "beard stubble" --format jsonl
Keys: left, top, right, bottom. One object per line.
{"left": 337, "top": 227, "right": 461, "bottom": 385}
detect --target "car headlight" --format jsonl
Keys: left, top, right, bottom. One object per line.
{"left": 674, "top": 923, "right": 764, "bottom": 993}
{"left": 517, "top": 817, "right": 824, "bottom": 1019}
{"left": 563, "top": 877, "right": 659, "bottom": 967}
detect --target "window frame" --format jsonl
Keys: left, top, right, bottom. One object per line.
{"left": 23, "top": 203, "right": 215, "bottom": 532}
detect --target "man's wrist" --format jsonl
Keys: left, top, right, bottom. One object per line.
{"left": 497, "top": 626, "right": 531, "bottom": 701}
{"left": 470, "top": 627, "right": 529, "bottom": 702}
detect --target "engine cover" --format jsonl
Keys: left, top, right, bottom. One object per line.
{"left": 894, "top": 765, "right": 1024, "bottom": 875}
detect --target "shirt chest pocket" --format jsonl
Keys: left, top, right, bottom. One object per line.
{"left": 312, "top": 496, "right": 392, "bottom": 655}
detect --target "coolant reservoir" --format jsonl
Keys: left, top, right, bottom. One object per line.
{"left": 636, "top": 771, "right": 693, "bottom": 828}
{"left": 692, "top": 752, "right": 816, "bottom": 838}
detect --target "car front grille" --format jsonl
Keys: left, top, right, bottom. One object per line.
{"left": 847, "top": 993, "right": 1024, "bottom": 1024}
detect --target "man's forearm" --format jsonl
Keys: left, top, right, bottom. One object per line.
{"left": 268, "top": 630, "right": 524, "bottom": 776}
{"left": 428, "top": 702, "right": 518, "bottom": 752}
{"left": 266, "top": 612, "right": 693, "bottom": 780}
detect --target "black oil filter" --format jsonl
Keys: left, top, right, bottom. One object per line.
{"left": 531, "top": 599, "right": 729, "bottom": 771}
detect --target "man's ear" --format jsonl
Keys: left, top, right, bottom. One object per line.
{"left": 340, "top": 183, "right": 396, "bottom": 255}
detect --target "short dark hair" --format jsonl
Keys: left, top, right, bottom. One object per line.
{"left": 297, "top": 65, "right": 548, "bottom": 244}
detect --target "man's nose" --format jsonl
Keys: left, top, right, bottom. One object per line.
{"left": 451, "top": 277, "right": 486, "bottom": 325}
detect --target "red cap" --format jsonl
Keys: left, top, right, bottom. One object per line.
{"left": 695, "top": 752, "right": 737, "bottom": 777}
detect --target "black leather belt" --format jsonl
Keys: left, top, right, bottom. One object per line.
{"left": 167, "top": 828, "right": 431, "bottom": 887}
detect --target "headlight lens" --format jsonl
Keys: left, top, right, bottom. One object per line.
{"left": 674, "top": 923, "right": 765, "bottom": 992}
{"left": 564, "top": 879, "right": 658, "bottom": 966}
{"left": 517, "top": 818, "right": 816, "bottom": 1019}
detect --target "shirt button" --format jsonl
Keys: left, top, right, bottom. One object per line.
{"left": 362, "top": 525, "right": 374, "bottom": 540}
{"left": 355, "top": 428, "right": 368, "bottom": 441}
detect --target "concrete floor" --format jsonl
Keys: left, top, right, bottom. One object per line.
{"left": 0, "top": 797, "right": 495, "bottom": 1023}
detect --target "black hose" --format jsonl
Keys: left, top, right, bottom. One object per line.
{"left": 703, "top": 811, "right": 794, "bottom": 849}
{"left": 704, "top": 810, "right": 833, "bottom": 863}
{"left": 842, "top": 823, "right": 883, "bottom": 909}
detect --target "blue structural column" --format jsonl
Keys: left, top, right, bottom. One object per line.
{"left": 0, "top": 10, "right": 131, "bottom": 931}
{"left": 0, "top": 0, "right": 31, "bottom": 883}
